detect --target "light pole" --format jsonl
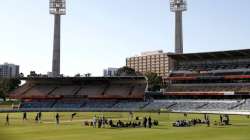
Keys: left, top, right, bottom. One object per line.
{"left": 170, "top": 0, "right": 187, "bottom": 54}
{"left": 49, "top": 0, "right": 66, "bottom": 77}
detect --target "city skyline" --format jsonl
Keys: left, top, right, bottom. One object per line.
{"left": 0, "top": 0, "right": 249, "bottom": 76}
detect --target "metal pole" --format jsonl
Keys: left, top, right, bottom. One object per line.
{"left": 52, "top": 14, "right": 61, "bottom": 77}
{"left": 175, "top": 11, "right": 183, "bottom": 54}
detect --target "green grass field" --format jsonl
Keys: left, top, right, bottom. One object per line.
{"left": 0, "top": 112, "right": 250, "bottom": 140}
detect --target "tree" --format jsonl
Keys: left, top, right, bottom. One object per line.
{"left": 0, "top": 78, "right": 21, "bottom": 101}
{"left": 74, "top": 73, "right": 81, "bottom": 77}
{"left": 116, "top": 66, "right": 137, "bottom": 76}
{"left": 19, "top": 73, "right": 24, "bottom": 78}
{"left": 145, "top": 72, "right": 162, "bottom": 91}
{"left": 85, "top": 73, "right": 91, "bottom": 77}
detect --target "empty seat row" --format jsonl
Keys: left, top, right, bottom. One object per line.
{"left": 20, "top": 99, "right": 250, "bottom": 111}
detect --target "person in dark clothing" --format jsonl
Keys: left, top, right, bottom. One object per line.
{"left": 98, "top": 119, "right": 102, "bottom": 128}
{"left": 35, "top": 114, "right": 39, "bottom": 123}
{"left": 207, "top": 119, "right": 210, "bottom": 127}
{"left": 117, "top": 120, "right": 121, "bottom": 128}
{"left": 38, "top": 112, "right": 42, "bottom": 122}
{"left": 225, "top": 115, "right": 230, "bottom": 125}
{"left": 71, "top": 113, "right": 77, "bottom": 121}
{"left": 138, "top": 121, "right": 141, "bottom": 127}
{"left": 204, "top": 114, "right": 207, "bottom": 120}
{"left": 23, "top": 112, "right": 27, "bottom": 121}
{"left": 109, "top": 119, "right": 114, "bottom": 127}
{"left": 136, "top": 116, "right": 139, "bottom": 120}
{"left": 153, "top": 120, "right": 159, "bottom": 126}
{"left": 56, "top": 113, "right": 60, "bottom": 125}
{"left": 143, "top": 117, "right": 147, "bottom": 128}
{"left": 132, "top": 122, "right": 136, "bottom": 128}
{"left": 5, "top": 114, "right": 9, "bottom": 126}
{"left": 184, "top": 113, "right": 187, "bottom": 117}
{"left": 158, "top": 110, "right": 161, "bottom": 115}
{"left": 148, "top": 117, "right": 152, "bottom": 128}
{"left": 220, "top": 115, "right": 223, "bottom": 124}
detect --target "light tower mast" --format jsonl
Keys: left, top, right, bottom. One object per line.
{"left": 49, "top": 0, "right": 66, "bottom": 77}
{"left": 170, "top": 0, "right": 187, "bottom": 54}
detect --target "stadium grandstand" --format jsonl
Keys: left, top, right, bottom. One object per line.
{"left": 146, "top": 49, "right": 250, "bottom": 114}
{"left": 163, "top": 49, "right": 250, "bottom": 99}
{"left": 8, "top": 77, "right": 149, "bottom": 112}
{"left": 4, "top": 49, "right": 250, "bottom": 115}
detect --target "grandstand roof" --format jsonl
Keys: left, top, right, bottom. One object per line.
{"left": 168, "top": 49, "right": 250, "bottom": 61}
{"left": 12, "top": 76, "right": 147, "bottom": 100}
{"left": 21, "top": 76, "right": 146, "bottom": 81}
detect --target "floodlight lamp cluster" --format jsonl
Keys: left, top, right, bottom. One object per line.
{"left": 170, "top": 0, "right": 187, "bottom": 12}
{"left": 49, "top": 0, "right": 66, "bottom": 15}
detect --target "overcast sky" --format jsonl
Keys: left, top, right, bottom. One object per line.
{"left": 0, "top": 0, "right": 249, "bottom": 76}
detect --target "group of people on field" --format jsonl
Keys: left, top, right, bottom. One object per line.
{"left": 4, "top": 112, "right": 62, "bottom": 125}
{"left": 90, "top": 115, "right": 106, "bottom": 128}
{"left": 173, "top": 114, "right": 211, "bottom": 127}
{"left": 84, "top": 115, "right": 159, "bottom": 128}
{"left": 173, "top": 118, "right": 210, "bottom": 127}
{"left": 4, "top": 112, "right": 231, "bottom": 128}
{"left": 214, "top": 114, "right": 230, "bottom": 126}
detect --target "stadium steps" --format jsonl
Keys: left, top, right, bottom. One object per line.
{"left": 102, "top": 84, "right": 110, "bottom": 95}
{"left": 73, "top": 86, "right": 82, "bottom": 96}
{"left": 109, "top": 101, "right": 119, "bottom": 108}
{"left": 50, "top": 100, "right": 58, "bottom": 108}
{"left": 166, "top": 102, "right": 177, "bottom": 109}
{"left": 196, "top": 103, "right": 209, "bottom": 109}
{"left": 80, "top": 101, "right": 87, "bottom": 108}
{"left": 20, "top": 84, "right": 35, "bottom": 96}
{"left": 128, "top": 86, "right": 135, "bottom": 96}
{"left": 140, "top": 101, "right": 151, "bottom": 109}
{"left": 228, "top": 101, "right": 245, "bottom": 110}
{"left": 47, "top": 87, "right": 59, "bottom": 96}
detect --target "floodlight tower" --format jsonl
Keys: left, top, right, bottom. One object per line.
{"left": 170, "top": 0, "right": 187, "bottom": 54}
{"left": 49, "top": 0, "right": 66, "bottom": 77}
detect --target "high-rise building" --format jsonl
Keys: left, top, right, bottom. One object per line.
{"left": 103, "top": 68, "right": 119, "bottom": 77}
{"left": 0, "top": 63, "right": 19, "bottom": 78}
{"left": 50, "top": 0, "right": 66, "bottom": 77}
{"left": 126, "top": 50, "right": 170, "bottom": 77}
{"left": 170, "top": 0, "right": 187, "bottom": 54}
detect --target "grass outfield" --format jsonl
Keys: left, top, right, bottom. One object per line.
{"left": 0, "top": 112, "right": 250, "bottom": 140}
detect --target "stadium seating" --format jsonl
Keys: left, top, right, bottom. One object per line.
{"left": 143, "top": 100, "right": 176, "bottom": 110}
{"left": 50, "top": 85, "right": 80, "bottom": 96}
{"left": 15, "top": 75, "right": 250, "bottom": 112}
{"left": 200, "top": 101, "right": 238, "bottom": 110}
{"left": 76, "top": 84, "right": 107, "bottom": 97}
{"left": 9, "top": 83, "right": 34, "bottom": 97}
{"left": 24, "top": 85, "right": 56, "bottom": 97}
{"left": 169, "top": 101, "right": 205, "bottom": 111}
{"left": 11, "top": 77, "right": 147, "bottom": 101}
{"left": 143, "top": 99, "right": 247, "bottom": 111}
{"left": 19, "top": 98, "right": 250, "bottom": 112}
{"left": 53, "top": 99, "right": 85, "bottom": 108}
{"left": 130, "top": 84, "right": 146, "bottom": 98}
{"left": 233, "top": 99, "right": 250, "bottom": 110}
{"left": 112, "top": 101, "right": 149, "bottom": 109}
{"left": 82, "top": 100, "right": 117, "bottom": 108}
{"left": 104, "top": 84, "right": 132, "bottom": 98}
{"left": 21, "top": 100, "right": 55, "bottom": 108}
{"left": 175, "top": 61, "right": 250, "bottom": 72}
{"left": 165, "top": 83, "right": 250, "bottom": 93}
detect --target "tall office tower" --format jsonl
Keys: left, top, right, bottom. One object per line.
{"left": 49, "top": 0, "right": 66, "bottom": 77}
{"left": 170, "top": 0, "right": 187, "bottom": 54}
